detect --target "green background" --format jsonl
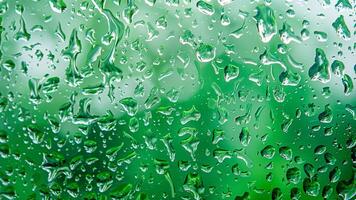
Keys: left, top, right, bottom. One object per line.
{"left": 0, "top": 0, "right": 355, "bottom": 199}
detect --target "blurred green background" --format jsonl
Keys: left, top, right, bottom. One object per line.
{"left": 0, "top": 0, "right": 355, "bottom": 199}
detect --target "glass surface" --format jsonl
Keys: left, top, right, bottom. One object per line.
{"left": 0, "top": 0, "right": 355, "bottom": 199}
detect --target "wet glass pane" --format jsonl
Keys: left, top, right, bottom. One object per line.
{"left": 0, "top": 0, "right": 355, "bottom": 199}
